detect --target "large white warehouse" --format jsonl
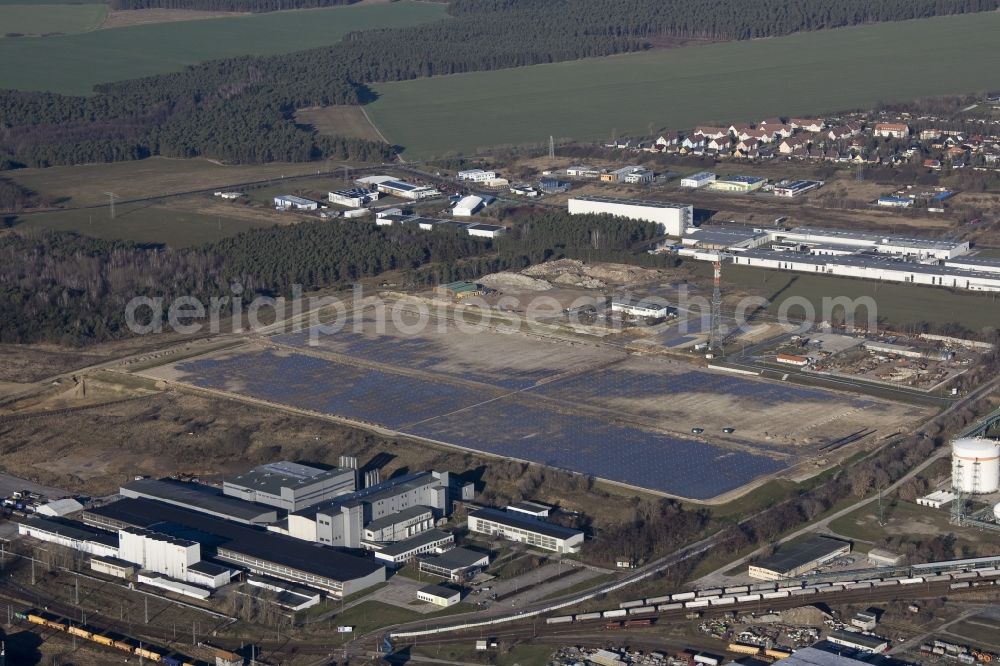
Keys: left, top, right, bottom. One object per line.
{"left": 568, "top": 196, "right": 693, "bottom": 237}
{"left": 952, "top": 438, "right": 1000, "bottom": 494}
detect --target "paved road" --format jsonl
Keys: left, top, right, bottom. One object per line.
{"left": 0, "top": 471, "right": 71, "bottom": 501}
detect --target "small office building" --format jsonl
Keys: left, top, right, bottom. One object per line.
{"left": 417, "top": 584, "right": 461, "bottom": 607}
{"left": 419, "top": 547, "right": 490, "bottom": 582}
{"left": 468, "top": 508, "right": 584, "bottom": 554}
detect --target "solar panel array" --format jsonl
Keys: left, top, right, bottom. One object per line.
{"left": 272, "top": 326, "right": 568, "bottom": 390}
{"left": 536, "top": 367, "right": 875, "bottom": 410}
{"left": 175, "top": 349, "right": 787, "bottom": 498}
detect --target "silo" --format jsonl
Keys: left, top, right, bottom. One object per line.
{"left": 951, "top": 438, "right": 1000, "bottom": 494}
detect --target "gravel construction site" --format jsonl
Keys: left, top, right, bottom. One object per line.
{"left": 138, "top": 286, "right": 929, "bottom": 502}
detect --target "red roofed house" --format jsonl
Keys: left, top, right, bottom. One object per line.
{"left": 874, "top": 122, "right": 910, "bottom": 138}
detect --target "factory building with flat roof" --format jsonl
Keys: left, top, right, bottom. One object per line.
{"left": 223, "top": 461, "right": 357, "bottom": 512}
{"left": 18, "top": 515, "right": 119, "bottom": 558}
{"left": 372, "top": 529, "right": 455, "bottom": 567}
{"left": 748, "top": 535, "right": 851, "bottom": 580}
{"left": 568, "top": 196, "right": 693, "bottom": 237}
{"left": 287, "top": 471, "right": 459, "bottom": 549}
{"left": 468, "top": 507, "right": 584, "bottom": 554}
{"left": 419, "top": 547, "right": 490, "bottom": 582}
{"left": 83, "top": 498, "right": 385, "bottom": 597}
{"left": 121, "top": 478, "right": 278, "bottom": 525}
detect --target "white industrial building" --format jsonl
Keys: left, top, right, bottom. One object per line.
{"left": 952, "top": 438, "right": 1000, "bottom": 494}
{"left": 506, "top": 501, "right": 552, "bottom": 519}
{"left": 90, "top": 555, "right": 137, "bottom": 579}
{"left": 566, "top": 165, "right": 601, "bottom": 178}
{"left": 274, "top": 195, "right": 319, "bottom": 211}
{"left": 457, "top": 169, "right": 497, "bottom": 182}
{"left": 730, "top": 250, "right": 1000, "bottom": 292}
{"left": 774, "top": 180, "right": 824, "bottom": 198}
{"left": 946, "top": 255, "right": 1000, "bottom": 274}
{"left": 356, "top": 175, "right": 440, "bottom": 201}
{"left": 18, "top": 516, "right": 119, "bottom": 558}
{"left": 453, "top": 195, "right": 484, "bottom": 217}
{"left": 770, "top": 227, "right": 969, "bottom": 260}
{"left": 328, "top": 188, "right": 373, "bottom": 208}
{"left": 568, "top": 196, "right": 693, "bottom": 237}
{"left": 119, "top": 527, "right": 199, "bottom": 582}
{"left": 286, "top": 471, "right": 464, "bottom": 548}
{"left": 623, "top": 167, "right": 655, "bottom": 184}
{"left": 121, "top": 478, "right": 278, "bottom": 525}
{"left": 223, "top": 461, "right": 357, "bottom": 513}
{"left": 680, "top": 172, "right": 716, "bottom": 188}
{"left": 35, "top": 498, "right": 84, "bottom": 517}
{"left": 466, "top": 223, "right": 505, "bottom": 239}
{"left": 362, "top": 505, "right": 435, "bottom": 543}
{"left": 916, "top": 490, "right": 957, "bottom": 509}
{"left": 419, "top": 547, "right": 490, "bottom": 582}
{"left": 372, "top": 529, "right": 455, "bottom": 567}
{"left": 610, "top": 297, "right": 670, "bottom": 319}
{"left": 137, "top": 572, "right": 211, "bottom": 600}
{"left": 417, "top": 584, "right": 461, "bottom": 607}
{"left": 467, "top": 507, "right": 584, "bottom": 554}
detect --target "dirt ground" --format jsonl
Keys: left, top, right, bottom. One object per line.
{"left": 295, "top": 105, "right": 387, "bottom": 143}
{"left": 100, "top": 7, "right": 248, "bottom": 29}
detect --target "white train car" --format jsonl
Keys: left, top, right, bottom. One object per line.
{"left": 725, "top": 586, "right": 750, "bottom": 595}
{"left": 647, "top": 595, "right": 673, "bottom": 605}
{"left": 737, "top": 594, "right": 762, "bottom": 603}
{"left": 846, "top": 582, "right": 872, "bottom": 590}
{"left": 899, "top": 577, "right": 925, "bottom": 585}
{"left": 658, "top": 603, "right": 684, "bottom": 611}
{"left": 619, "top": 600, "right": 646, "bottom": 609}
{"left": 546, "top": 616, "right": 574, "bottom": 625}
{"left": 603, "top": 609, "right": 628, "bottom": 619}
{"left": 710, "top": 597, "right": 736, "bottom": 606}
{"left": 762, "top": 590, "right": 790, "bottom": 600}
{"left": 672, "top": 592, "right": 697, "bottom": 601}
{"left": 789, "top": 588, "right": 817, "bottom": 596}
{"left": 577, "top": 612, "right": 602, "bottom": 621}
{"left": 686, "top": 599, "right": 711, "bottom": 609}
{"left": 629, "top": 606, "right": 657, "bottom": 615}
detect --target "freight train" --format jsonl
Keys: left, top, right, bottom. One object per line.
{"left": 544, "top": 566, "right": 1000, "bottom": 626}
{"left": 21, "top": 611, "right": 197, "bottom": 665}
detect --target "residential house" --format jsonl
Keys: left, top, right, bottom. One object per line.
{"left": 919, "top": 128, "right": 943, "bottom": 141}
{"left": 769, "top": 124, "right": 794, "bottom": 140}
{"left": 790, "top": 118, "right": 825, "bottom": 132}
{"left": 827, "top": 126, "right": 856, "bottom": 141}
{"left": 655, "top": 132, "right": 682, "bottom": 149}
{"left": 728, "top": 123, "right": 754, "bottom": 137}
{"left": 682, "top": 135, "right": 705, "bottom": 150}
{"left": 779, "top": 136, "right": 809, "bottom": 155}
{"left": 874, "top": 122, "right": 909, "bottom": 138}
{"left": 758, "top": 116, "right": 783, "bottom": 126}
{"left": 707, "top": 136, "right": 732, "bottom": 152}
{"left": 736, "top": 138, "right": 760, "bottom": 155}
{"left": 694, "top": 126, "right": 727, "bottom": 140}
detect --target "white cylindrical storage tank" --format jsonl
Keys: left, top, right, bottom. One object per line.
{"left": 951, "top": 438, "right": 1000, "bottom": 494}
{"left": 994, "top": 502, "right": 1000, "bottom": 522}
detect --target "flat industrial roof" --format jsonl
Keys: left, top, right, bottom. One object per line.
{"left": 23, "top": 516, "right": 119, "bottom": 548}
{"left": 782, "top": 226, "right": 965, "bottom": 250}
{"left": 226, "top": 462, "right": 350, "bottom": 495}
{"left": 189, "top": 560, "right": 233, "bottom": 576}
{"left": 365, "top": 505, "right": 433, "bottom": 533}
{"left": 738, "top": 249, "right": 1000, "bottom": 281}
{"left": 717, "top": 175, "right": 766, "bottom": 184}
{"left": 828, "top": 630, "right": 889, "bottom": 649}
{"left": 753, "top": 535, "right": 849, "bottom": 574}
{"left": 571, "top": 195, "right": 691, "bottom": 210}
{"left": 777, "top": 180, "right": 823, "bottom": 190}
{"left": 121, "top": 526, "right": 198, "bottom": 549}
{"left": 122, "top": 479, "right": 275, "bottom": 523}
{"left": 275, "top": 195, "right": 317, "bottom": 205}
{"left": 298, "top": 472, "right": 440, "bottom": 519}
{"left": 686, "top": 226, "right": 767, "bottom": 245}
{"left": 381, "top": 180, "right": 419, "bottom": 191}
{"left": 418, "top": 583, "right": 460, "bottom": 599}
{"left": 469, "top": 507, "right": 583, "bottom": 540}
{"left": 774, "top": 646, "right": 876, "bottom": 666}
{"left": 466, "top": 223, "right": 504, "bottom": 232}
{"left": 87, "top": 498, "right": 382, "bottom": 583}
{"left": 421, "top": 547, "right": 489, "bottom": 570}
{"left": 376, "top": 529, "right": 453, "bottom": 557}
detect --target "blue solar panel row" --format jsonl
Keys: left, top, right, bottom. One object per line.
{"left": 272, "top": 326, "right": 562, "bottom": 390}
{"left": 176, "top": 350, "right": 788, "bottom": 499}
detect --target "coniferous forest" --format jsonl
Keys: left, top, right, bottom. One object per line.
{"left": 0, "top": 0, "right": 996, "bottom": 169}
{"left": 0, "top": 211, "right": 661, "bottom": 344}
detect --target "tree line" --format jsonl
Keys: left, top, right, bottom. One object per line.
{"left": 0, "top": 210, "right": 664, "bottom": 344}
{"left": 8, "top": 0, "right": 994, "bottom": 168}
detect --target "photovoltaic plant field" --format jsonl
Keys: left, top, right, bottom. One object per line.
{"left": 155, "top": 308, "right": 928, "bottom": 500}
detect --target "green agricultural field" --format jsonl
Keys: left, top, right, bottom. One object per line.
{"left": 367, "top": 12, "right": 1000, "bottom": 158}
{"left": 712, "top": 262, "right": 1000, "bottom": 333}
{"left": 0, "top": 1, "right": 447, "bottom": 94}
{"left": 0, "top": 4, "right": 108, "bottom": 36}
{"left": 9, "top": 203, "right": 275, "bottom": 247}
